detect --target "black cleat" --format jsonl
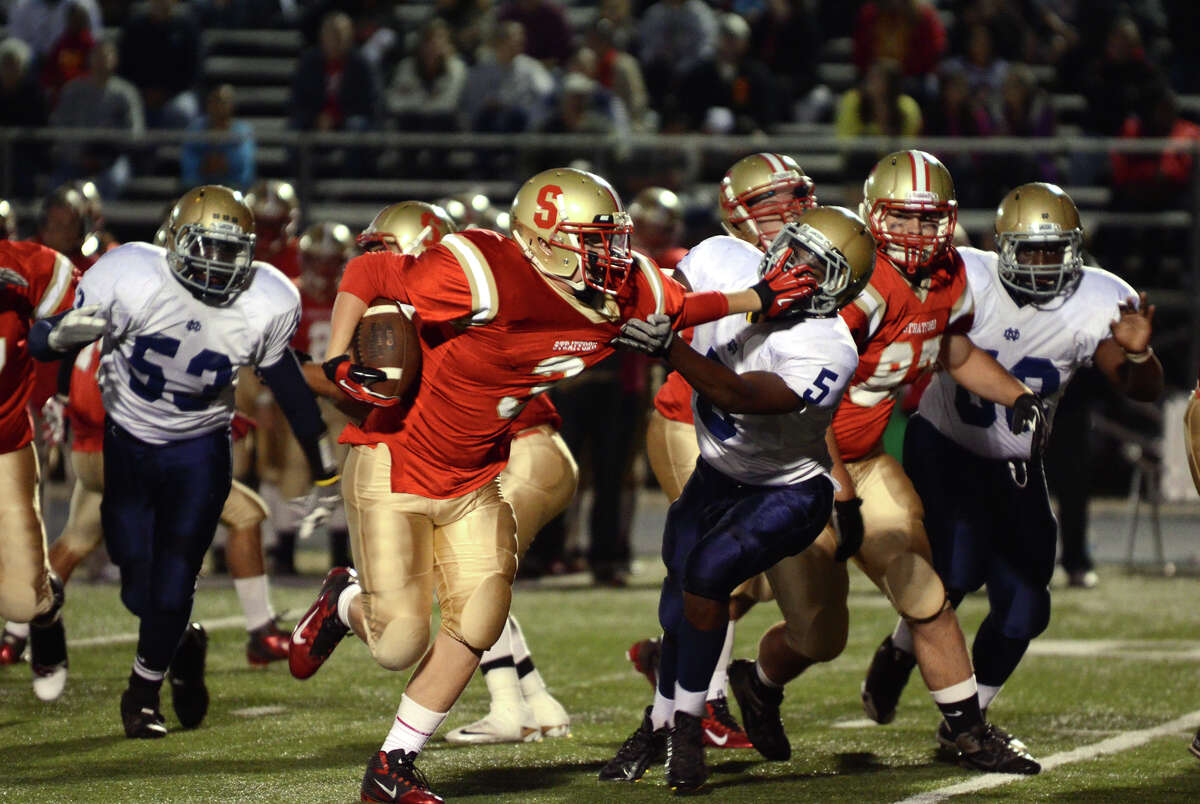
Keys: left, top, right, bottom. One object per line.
{"left": 727, "top": 658, "right": 790, "bottom": 760}
{"left": 29, "top": 574, "right": 68, "bottom": 702}
{"left": 360, "top": 749, "right": 443, "bottom": 802}
{"left": 666, "top": 711, "right": 708, "bottom": 794}
{"left": 121, "top": 686, "right": 167, "bottom": 739}
{"left": 168, "top": 623, "right": 209, "bottom": 729}
{"left": 599, "top": 706, "right": 668, "bottom": 782}
{"left": 954, "top": 723, "right": 1041, "bottom": 775}
{"left": 1190, "top": 728, "right": 1200, "bottom": 760}
{"left": 938, "top": 717, "right": 1028, "bottom": 755}
{"left": 861, "top": 634, "right": 917, "bottom": 725}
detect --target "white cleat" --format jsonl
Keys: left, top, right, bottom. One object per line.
{"left": 445, "top": 698, "right": 543, "bottom": 745}
{"left": 526, "top": 690, "right": 571, "bottom": 738}
{"left": 33, "top": 664, "right": 67, "bottom": 702}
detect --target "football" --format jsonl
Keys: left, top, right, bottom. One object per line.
{"left": 351, "top": 297, "right": 421, "bottom": 399}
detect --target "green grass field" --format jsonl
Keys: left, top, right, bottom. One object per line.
{"left": 3, "top": 565, "right": 1199, "bottom": 802}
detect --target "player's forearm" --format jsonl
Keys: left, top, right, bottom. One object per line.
{"left": 724, "top": 289, "right": 762, "bottom": 316}
{"left": 949, "top": 344, "right": 1031, "bottom": 407}
{"left": 664, "top": 337, "right": 801, "bottom": 414}
{"left": 826, "top": 426, "right": 857, "bottom": 502}
{"left": 301, "top": 362, "right": 372, "bottom": 419}
{"left": 1114, "top": 352, "right": 1164, "bottom": 402}
{"left": 326, "top": 291, "right": 367, "bottom": 361}
{"left": 27, "top": 314, "right": 70, "bottom": 361}
{"left": 259, "top": 351, "right": 339, "bottom": 481}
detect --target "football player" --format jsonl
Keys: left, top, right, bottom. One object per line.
{"left": 630, "top": 154, "right": 817, "bottom": 750}
{"left": 1186, "top": 379, "right": 1200, "bottom": 759}
{"left": 0, "top": 238, "right": 74, "bottom": 699}
{"left": 244, "top": 179, "right": 301, "bottom": 279}
{"left": 727, "top": 151, "right": 1044, "bottom": 774}
{"left": 602, "top": 207, "right": 873, "bottom": 791}
{"left": 862, "top": 182, "right": 1161, "bottom": 753}
{"left": 73, "top": 180, "right": 120, "bottom": 259}
{"left": 286, "top": 167, "right": 816, "bottom": 803}
{"left": 29, "top": 185, "right": 340, "bottom": 738}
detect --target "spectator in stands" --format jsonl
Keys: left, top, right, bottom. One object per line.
{"left": 460, "top": 21, "right": 553, "bottom": 133}
{"left": 0, "top": 37, "right": 49, "bottom": 196}
{"left": 676, "top": 13, "right": 780, "bottom": 134}
{"left": 434, "top": 0, "right": 498, "bottom": 64}
{"left": 992, "top": 63, "right": 1057, "bottom": 181}
{"left": 940, "top": 22, "right": 1008, "bottom": 102}
{"left": 497, "top": 0, "right": 573, "bottom": 67}
{"left": 852, "top": 0, "right": 945, "bottom": 99}
{"left": 584, "top": 18, "right": 650, "bottom": 130}
{"left": 118, "top": 0, "right": 202, "bottom": 129}
{"left": 944, "top": 0, "right": 1031, "bottom": 62}
{"left": 49, "top": 39, "right": 143, "bottom": 199}
{"left": 923, "top": 68, "right": 993, "bottom": 205}
{"left": 1080, "top": 16, "right": 1163, "bottom": 137}
{"left": 637, "top": 0, "right": 718, "bottom": 112}
{"left": 836, "top": 59, "right": 922, "bottom": 179}
{"left": 40, "top": 2, "right": 96, "bottom": 104}
{"left": 386, "top": 17, "right": 466, "bottom": 131}
{"left": 750, "top": 0, "right": 825, "bottom": 122}
{"left": 8, "top": 0, "right": 102, "bottom": 62}
{"left": 539, "top": 72, "right": 619, "bottom": 137}
{"left": 181, "top": 84, "right": 256, "bottom": 191}
{"left": 193, "top": 0, "right": 300, "bottom": 28}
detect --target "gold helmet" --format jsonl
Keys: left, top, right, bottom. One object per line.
{"left": 0, "top": 199, "right": 16, "bottom": 240}
{"left": 357, "top": 201, "right": 457, "bottom": 255}
{"left": 994, "top": 182, "right": 1083, "bottom": 303}
{"left": 629, "top": 186, "right": 683, "bottom": 251}
{"left": 720, "top": 153, "right": 816, "bottom": 250}
{"left": 760, "top": 206, "right": 875, "bottom": 318}
{"left": 860, "top": 149, "right": 957, "bottom": 276}
{"left": 71, "top": 180, "right": 106, "bottom": 257}
{"left": 164, "top": 185, "right": 257, "bottom": 305}
{"left": 299, "top": 221, "right": 356, "bottom": 300}
{"left": 244, "top": 179, "right": 299, "bottom": 253}
{"left": 510, "top": 167, "right": 633, "bottom": 295}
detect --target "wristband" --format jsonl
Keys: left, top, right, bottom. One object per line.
{"left": 1124, "top": 346, "right": 1153, "bottom": 364}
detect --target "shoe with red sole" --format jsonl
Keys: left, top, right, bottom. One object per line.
{"left": 288, "top": 567, "right": 357, "bottom": 680}
{"left": 0, "top": 631, "right": 27, "bottom": 665}
{"left": 702, "top": 697, "right": 753, "bottom": 749}
{"left": 360, "top": 749, "right": 443, "bottom": 803}
{"left": 626, "top": 636, "right": 660, "bottom": 689}
{"left": 246, "top": 618, "right": 290, "bottom": 667}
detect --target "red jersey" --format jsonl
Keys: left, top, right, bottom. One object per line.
{"left": 258, "top": 239, "right": 300, "bottom": 279}
{"left": 0, "top": 242, "right": 75, "bottom": 452}
{"left": 654, "top": 370, "right": 694, "bottom": 424}
{"left": 513, "top": 392, "right": 562, "bottom": 432}
{"left": 67, "top": 341, "right": 105, "bottom": 452}
{"left": 833, "top": 251, "right": 973, "bottom": 461}
{"left": 292, "top": 288, "right": 335, "bottom": 358}
{"left": 338, "top": 229, "right": 687, "bottom": 497}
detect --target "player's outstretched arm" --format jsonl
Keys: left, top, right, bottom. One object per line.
{"left": 940, "top": 333, "right": 1031, "bottom": 407}
{"left": 662, "top": 335, "right": 803, "bottom": 415}
{"left": 258, "top": 349, "right": 340, "bottom": 484}
{"left": 1093, "top": 292, "right": 1162, "bottom": 402}
{"left": 28, "top": 305, "right": 108, "bottom": 361}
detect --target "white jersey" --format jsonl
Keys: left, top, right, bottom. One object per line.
{"left": 919, "top": 246, "right": 1134, "bottom": 459}
{"left": 76, "top": 243, "right": 300, "bottom": 444}
{"left": 680, "top": 236, "right": 860, "bottom": 486}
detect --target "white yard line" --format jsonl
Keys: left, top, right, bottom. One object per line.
{"left": 892, "top": 709, "right": 1200, "bottom": 803}
{"left": 68, "top": 614, "right": 254, "bottom": 647}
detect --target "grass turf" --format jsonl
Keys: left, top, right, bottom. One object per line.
{"left": 2, "top": 567, "right": 1199, "bottom": 802}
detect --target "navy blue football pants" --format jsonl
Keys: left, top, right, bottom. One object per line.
{"left": 904, "top": 414, "right": 1057, "bottom": 689}
{"left": 102, "top": 420, "right": 232, "bottom": 673}
{"left": 657, "top": 458, "right": 833, "bottom": 699}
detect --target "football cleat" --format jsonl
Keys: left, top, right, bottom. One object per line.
{"left": 0, "top": 631, "right": 27, "bottom": 665}
{"left": 598, "top": 706, "right": 667, "bottom": 782}
{"left": 289, "top": 567, "right": 357, "bottom": 680}
{"left": 938, "top": 717, "right": 1029, "bottom": 756}
{"left": 727, "top": 659, "right": 790, "bottom": 761}
{"left": 702, "top": 697, "right": 752, "bottom": 749}
{"left": 121, "top": 686, "right": 168, "bottom": 739}
{"left": 666, "top": 710, "right": 708, "bottom": 794}
{"left": 168, "top": 622, "right": 209, "bottom": 729}
{"left": 1190, "top": 728, "right": 1200, "bottom": 760}
{"left": 445, "top": 698, "right": 542, "bottom": 745}
{"left": 360, "top": 749, "right": 443, "bottom": 803}
{"left": 29, "top": 624, "right": 68, "bottom": 702}
{"left": 954, "top": 723, "right": 1041, "bottom": 775}
{"left": 246, "top": 618, "right": 290, "bottom": 667}
{"left": 626, "top": 636, "right": 661, "bottom": 689}
{"left": 525, "top": 689, "right": 571, "bottom": 738}
{"left": 861, "top": 634, "right": 917, "bottom": 724}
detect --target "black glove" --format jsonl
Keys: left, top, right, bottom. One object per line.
{"left": 1010, "top": 392, "right": 1046, "bottom": 457}
{"left": 832, "top": 498, "right": 864, "bottom": 562}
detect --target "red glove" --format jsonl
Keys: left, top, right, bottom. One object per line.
{"left": 751, "top": 248, "right": 819, "bottom": 320}
{"left": 231, "top": 411, "right": 257, "bottom": 441}
{"left": 322, "top": 355, "right": 403, "bottom": 407}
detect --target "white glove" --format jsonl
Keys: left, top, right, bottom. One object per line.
{"left": 612, "top": 313, "right": 674, "bottom": 357}
{"left": 48, "top": 305, "right": 108, "bottom": 351}
{"left": 41, "top": 394, "right": 67, "bottom": 448}
{"left": 0, "top": 267, "right": 30, "bottom": 290}
{"left": 297, "top": 479, "right": 342, "bottom": 540}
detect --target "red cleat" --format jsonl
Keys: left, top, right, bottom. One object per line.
{"left": 247, "top": 618, "right": 290, "bottom": 667}
{"left": 361, "top": 749, "right": 443, "bottom": 803}
{"left": 0, "top": 632, "right": 27, "bottom": 665}
{"left": 702, "top": 697, "right": 754, "bottom": 749}
{"left": 626, "top": 636, "right": 660, "bottom": 689}
{"left": 288, "top": 567, "right": 357, "bottom": 680}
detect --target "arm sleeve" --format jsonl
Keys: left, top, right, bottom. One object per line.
{"left": 338, "top": 246, "right": 490, "bottom": 326}
{"left": 259, "top": 350, "right": 338, "bottom": 481}
{"left": 675, "top": 290, "right": 731, "bottom": 329}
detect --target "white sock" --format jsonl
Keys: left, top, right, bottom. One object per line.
{"left": 519, "top": 666, "right": 549, "bottom": 699}
{"left": 755, "top": 661, "right": 783, "bottom": 689}
{"left": 233, "top": 575, "right": 275, "bottom": 631}
{"left": 707, "top": 621, "right": 735, "bottom": 700}
{"left": 978, "top": 683, "right": 1002, "bottom": 711}
{"left": 508, "top": 615, "right": 531, "bottom": 665}
{"left": 336, "top": 582, "right": 362, "bottom": 628}
{"left": 930, "top": 675, "right": 978, "bottom": 704}
{"left": 5, "top": 621, "right": 30, "bottom": 639}
{"left": 483, "top": 665, "right": 522, "bottom": 709}
{"left": 674, "top": 682, "right": 708, "bottom": 719}
{"left": 480, "top": 617, "right": 514, "bottom": 666}
{"left": 380, "top": 694, "right": 448, "bottom": 755}
{"left": 891, "top": 619, "right": 915, "bottom": 655}
{"left": 650, "top": 689, "right": 674, "bottom": 730}
{"left": 132, "top": 656, "right": 165, "bottom": 683}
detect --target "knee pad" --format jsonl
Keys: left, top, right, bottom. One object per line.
{"left": 887, "top": 552, "right": 947, "bottom": 623}
{"left": 442, "top": 572, "right": 513, "bottom": 652}
{"left": 999, "top": 584, "right": 1051, "bottom": 641}
{"left": 0, "top": 582, "right": 39, "bottom": 623}
{"left": 368, "top": 614, "right": 431, "bottom": 671}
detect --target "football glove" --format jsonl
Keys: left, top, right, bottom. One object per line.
{"left": 298, "top": 476, "right": 342, "bottom": 541}
{"left": 0, "top": 267, "right": 30, "bottom": 290}
{"left": 832, "top": 498, "right": 864, "bottom": 562}
{"left": 1010, "top": 393, "right": 1047, "bottom": 457}
{"left": 40, "top": 394, "right": 67, "bottom": 449}
{"left": 612, "top": 313, "right": 674, "bottom": 357}
{"left": 47, "top": 305, "right": 108, "bottom": 351}
{"left": 322, "top": 355, "right": 402, "bottom": 407}
{"left": 750, "top": 258, "right": 819, "bottom": 320}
